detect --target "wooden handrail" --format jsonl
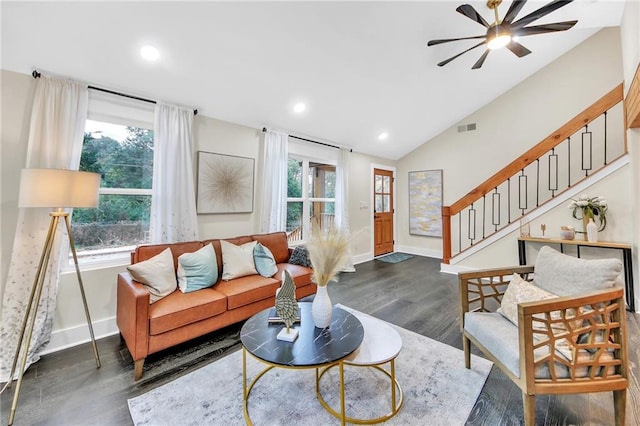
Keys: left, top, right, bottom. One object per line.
{"left": 449, "top": 84, "right": 624, "bottom": 216}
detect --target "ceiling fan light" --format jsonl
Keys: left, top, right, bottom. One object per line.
{"left": 487, "top": 26, "right": 511, "bottom": 50}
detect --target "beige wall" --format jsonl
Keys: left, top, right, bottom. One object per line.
{"left": 620, "top": 0, "right": 640, "bottom": 310}
{"left": 0, "top": 69, "right": 394, "bottom": 350}
{"left": 395, "top": 28, "right": 629, "bottom": 266}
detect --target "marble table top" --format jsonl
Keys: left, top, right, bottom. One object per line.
{"left": 240, "top": 302, "right": 364, "bottom": 367}
{"left": 344, "top": 312, "right": 402, "bottom": 365}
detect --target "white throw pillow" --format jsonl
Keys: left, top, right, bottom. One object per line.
{"left": 221, "top": 240, "right": 258, "bottom": 280}
{"left": 498, "top": 273, "right": 558, "bottom": 326}
{"left": 127, "top": 248, "right": 177, "bottom": 303}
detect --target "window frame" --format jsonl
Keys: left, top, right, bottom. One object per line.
{"left": 65, "top": 93, "right": 155, "bottom": 270}
{"left": 286, "top": 154, "right": 336, "bottom": 243}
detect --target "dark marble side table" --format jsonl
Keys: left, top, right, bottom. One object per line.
{"left": 240, "top": 302, "right": 364, "bottom": 425}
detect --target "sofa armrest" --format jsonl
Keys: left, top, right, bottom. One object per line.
{"left": 459, "top": 266, "right": 535, "bottom": 327}
{"left": 517, "top": 287, "right": 628, "bottom": 391}
{"left": 116, "top": 272, "right": 150, "bottom": 361}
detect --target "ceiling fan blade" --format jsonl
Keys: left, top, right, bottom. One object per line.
{"left": 515, "top": 20, "right": 577, "bottom": 36}
{"left": 456, "top": 4, "right": 490, "bottom": 27}
{"left": 437, "top": 41, "right": 486, "bottom": 67}
{"left": 427, "top": 35, "right": 486, "bottom": 46}
{"left": 506, "top": 41, "right": 532, "bottom": 57}
{"left": 472, "top": 50, "right": 490, "bottom": 69}
{"left": 512, "top": 0, "right": 574, "bottom": 29}
{"left": 503, "top": 0, "right": 528, "bottom": 24}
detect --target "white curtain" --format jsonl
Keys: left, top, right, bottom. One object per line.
{"left": 336, "top": 147, "right": 356, "bottom": 272}
{"left": 149, "top": 103, "right": 199, "bottom": 243}
{"left": 259, "top": 130, "right": 289, "bottom": 233}
{"left": 0, "top": 76, "right": 88, "bottom": 381}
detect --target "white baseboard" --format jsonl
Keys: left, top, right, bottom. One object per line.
{"left": 41, "top": 316, "right": 119, "bottom": 355}
{"left": 353, "top": 252, "right": 373, "bottom": 265}
{"left": 395, "top": 245, "right": 441, "bottom": 259}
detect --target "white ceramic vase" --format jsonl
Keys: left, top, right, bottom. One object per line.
{"left": 312, "top": 285, "right": 333, "bottom": 329}
{"left": 587, "top": 218, "right": 598, "bottom": 242}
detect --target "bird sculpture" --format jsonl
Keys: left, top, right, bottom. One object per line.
{"left": 275, "top": 269, "right": 299, "bottom": 333}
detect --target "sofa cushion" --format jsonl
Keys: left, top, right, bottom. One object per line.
{"left": 254, "top": 243, "right": 278, "bottom": 278}
{"left": 127, "top": 248, "right": 177, "bottom": 303}
{"left": 533, "top": 246, "right": 622, "bottom": 296}
{"left": 275, "top": 264, "right": 313, "bottom": 288}
{"left": 221, "top": 240, "right": 258, "bottom": 280}
{"left": 289, "top": 245, "right": 312, "bottom": 268}
{"left": 204, "top": 236, "right": 253, "bottom": 278}
{"left": 216, "top": 275, "right": 280, "bottom": 309}
{"left": 251, "top": 232, "right": 290, "bottom": 264}
{"left": 134, "top": 241, "right": 204, "bottom": 271}
{"left": 148, "top": 287, "right": 227, "bottom": 335}
{"left": 177, "top": 243, "right": 218, "bottom": 293}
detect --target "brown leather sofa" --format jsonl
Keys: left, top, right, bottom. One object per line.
{"left": 116, "top": 231, "right": 315, "bottom": 380}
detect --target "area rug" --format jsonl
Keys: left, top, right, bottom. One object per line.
{"left": 376, "top": 252, "right": 414, "bottom": 264}
{"left": 128, "top": 306, "right": 492, "bottom": 425}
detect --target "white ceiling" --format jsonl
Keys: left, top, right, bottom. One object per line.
{"left": 1, "top": 1, "right": 625, "bottom": 160}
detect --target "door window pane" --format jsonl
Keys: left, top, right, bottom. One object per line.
{"left": 383, "top": 195, "right": 391, "bottom": 212}
{"left": 375, "top": 175, "right": 382, "bottom": 193}
{"left": 375, "top": 195, "right": 383, "bottom": 212}
{"left": 382, "top": 176, "right": 390, "bottom": 193}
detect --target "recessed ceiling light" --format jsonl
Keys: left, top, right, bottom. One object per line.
{"left": 293, "top": 103, "right": 306, "bottom": 114}
{"left": 140, "top": 45, "right": 160, "bottom": 61}
{"left": 378, "top": 132, "right": 389, "bottom": 141}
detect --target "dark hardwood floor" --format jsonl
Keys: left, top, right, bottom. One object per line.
{"left": 1, "top": 255, "right": 638, "bottom": 425}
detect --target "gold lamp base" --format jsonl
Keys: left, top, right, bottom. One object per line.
{"left": 5, "top": 210, "right": 101, "bottom": 425}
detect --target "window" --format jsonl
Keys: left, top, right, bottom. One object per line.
{"left": 286, "top": 157, "right": 335, "bottom": 242}
{"left": 71, "top": 119, "right": 154, "bottom": 263}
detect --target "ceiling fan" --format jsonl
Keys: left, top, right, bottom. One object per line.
{"left": 427, "top": 0, "right": 577, "bottom": 69}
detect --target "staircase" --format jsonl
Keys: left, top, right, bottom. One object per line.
{"left": 442, "top": 84, "right": 626, "bottom": 264}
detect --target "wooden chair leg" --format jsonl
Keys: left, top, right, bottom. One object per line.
{"left": 463, "top": 336, "right": 471, "bottom": 369}
{"left": 134, "top": 359, "right": 145, "bottom": 381}
{"left": 522, "top": 393, "right": 535, "bottom": 426}
{"left": 613, "top": 389, "right": 626, "bottom": 426}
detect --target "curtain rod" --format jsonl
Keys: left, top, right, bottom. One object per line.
{"left": 262, "top": 127, "right": 352, "bottom": 152}
{"left": 32, "top": 70, "right": 198, "bottom": 116}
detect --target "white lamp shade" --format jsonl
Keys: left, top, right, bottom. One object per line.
{"left": 19, "top": 168, "right": 101, "bottom": 208}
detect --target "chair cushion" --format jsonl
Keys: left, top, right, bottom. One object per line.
{"left": 465, "top": 312, "right": 615, "bottom": 380}
{"left": 498, "top": 273, "right": 558, "bottom": 326}
{"left": 148, "top": 287, "right": 227, "bottom": 335}
{"left": 533, "top": 246, "right": 622, "bottom": 296}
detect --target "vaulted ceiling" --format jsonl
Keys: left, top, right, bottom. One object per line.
{"left": 1, "top": 1, "right": 625, "bottom": 159}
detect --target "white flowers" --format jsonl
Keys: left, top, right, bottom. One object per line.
{"left": 569, "top": 194, "right": 608, "bottom": 231}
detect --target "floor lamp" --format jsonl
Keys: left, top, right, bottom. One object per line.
{"left": 6, "top": 168, "right": 102, "bottom": 426}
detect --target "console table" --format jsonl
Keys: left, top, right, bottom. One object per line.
{"left": 517, "top": 236, "right": 635, "bottom": 311}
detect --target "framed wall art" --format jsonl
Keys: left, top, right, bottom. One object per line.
{"left": 409, "top": 169, "right": 443, "bottom": 237}
{"left": 196, "top": 151, "right": 255, "bottom": 214}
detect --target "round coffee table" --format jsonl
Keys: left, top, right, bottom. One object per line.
{"left": 241, "top": 302, "right": 364, "bottom": 425}
{"left": 316, "top": 311, "right": 403, "bottom": 424}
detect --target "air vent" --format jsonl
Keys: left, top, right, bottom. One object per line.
{"left": 457, "top": 123, "right": 477, "bottom": 133}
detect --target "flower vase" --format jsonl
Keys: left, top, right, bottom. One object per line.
{"left": 587, "top": 218, "right": 598, "bottom": 242}
{"left": 582, "top": 215, "right": 590, "bottom": 241}
{"left": 312, "top": 285, "right": 333, "bottom": 329}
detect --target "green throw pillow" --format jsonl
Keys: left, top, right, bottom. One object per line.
{"left": 254, "top": 243, "right": 278, "bottom": 278}
{"left": 177, "top": 244, "right": 217, "bottom": 293}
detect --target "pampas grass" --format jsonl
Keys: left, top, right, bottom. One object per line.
{"left": 306, "top": 225, "right": 350, "bottom": 287}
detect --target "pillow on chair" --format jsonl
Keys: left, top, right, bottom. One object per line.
{"left": 498, "top": 273, "right": 558, "bottom": 326}
{"left": 533, "top": 246, "right": 622, "bottom": 296}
